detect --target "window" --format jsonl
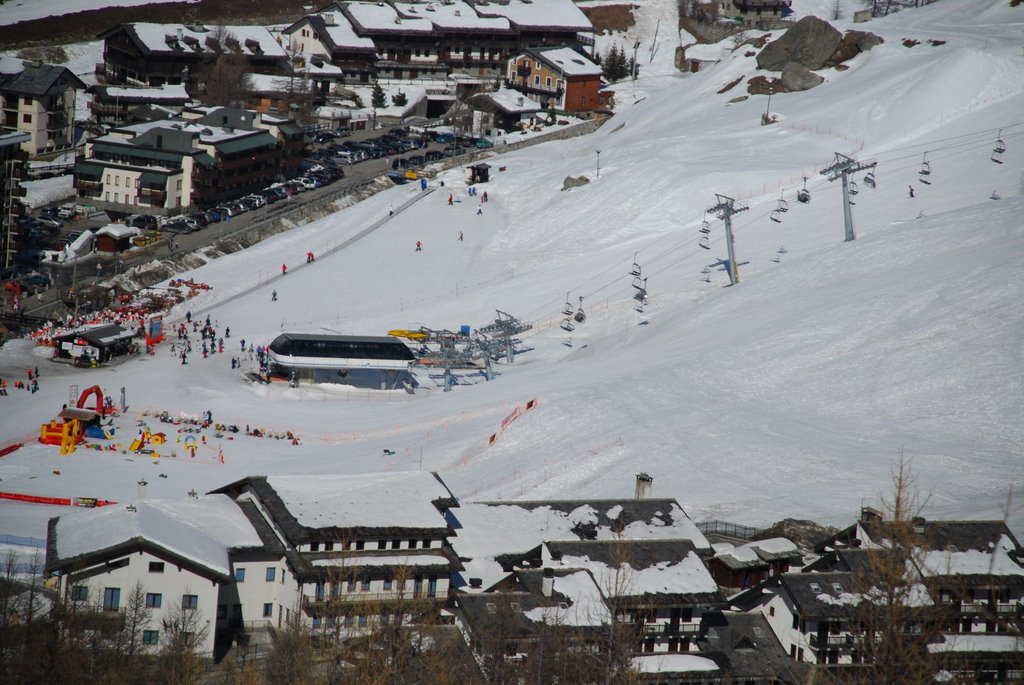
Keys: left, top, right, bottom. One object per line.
{"left": 182, "top": 594, "right": 198, "bottom": 610}
{"left": 143, "top": 630, "right": 159, "bottom": 645}
{"left": 325, "top": 541, "right": 334, "bottom": 551}
{"left": 358, "top": 615, "right": 368, "bottom": 626}
{"left": 266, "top": 567, "right": 276, "bottom": 582}
{"left": 408, "top": 539, "right": 417, "bottom": 549}
{"left": 71, "top": 586, "right": 88, "bottom": 601}
{"left": 769, "top": 605, "right": 775, "bottom": 617}
{"left": 115, "top": 176, "right": 120, "bottom": 187}
{"left": 234, "top": 568, "right": 246, "bottom": 582}
{"left": 343, "top": 614, "right": 353, "bottom": 626}
{"left": 103, "top": 587, "right": 120, "bottom": 611}
{"left": 831, "top": 582, "right": 844, "bottom": 593}
{"left": 533, "top": 75, "right": 540, "bottom": 85}
{"left": 383, "top": 577, "right": 393, "bottom": 591}
{"left": 135, "top": 178, "right": 140, "bottom": 188}
{"left": 809, "top": 582, "right": 822, "bottom": 593}
{"left": 149, "top": 561, "right": 164, "bottom": 573}
{"left": 22, "top": 113, "right": 32, "bottom": 124}
{"left": 106, "top": 175, "right": 111, "bottom": 185}
{"left": 791, "top": 614, "right": 799, "bottom": 630}
{"left": 361, "top": 578, "right": 371, "bottom": 592}
{"left": 311, "top": 542, "right": 320, "bottom": 552}
{"left": 23, "top": 97, "right": 32, "bottom": 106}
{"left": 421, "top": 538, "right": 431, "bottom": 549}
{"left": 391, "top": 540, "right": 401, "bottom": 550}
{"left": 428, "top": 575, "right": 437, "bottom": 597}
{"left": 545, "top": 77, "right": 552, "bottom": 87}
{"left": 217, "top": 604, "right": 227, "bottom": 619}
{"left": 263, "top": 603, "right": 273, "bottom": 618}
{"left": 378, "top": 540, "right": 386, "bottom": 550}
{"left": 175, "top": 179, "right": 182, "bottom": 191}
{"left": 145, "top": 593, "right": 162, "bottom": 608}
{"left": 355, "top": 540, "right": 365, "bottom": 550}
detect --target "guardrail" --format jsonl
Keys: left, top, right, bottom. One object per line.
{"left": 696, "top": 520, "right": 763, "bottom": 541}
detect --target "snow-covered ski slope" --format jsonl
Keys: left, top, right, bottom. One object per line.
{"left": 1, "top": 0, "right": 1022, "bottom": 545}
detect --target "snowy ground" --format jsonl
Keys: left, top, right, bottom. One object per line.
{"left": 1, "top": 1, "right": 1023, "bottom": 555}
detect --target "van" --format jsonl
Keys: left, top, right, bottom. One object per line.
{"left": 56, "top": 203, "right": 77, "bottom": 220}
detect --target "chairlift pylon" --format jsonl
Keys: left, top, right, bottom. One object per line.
{"left": 919, "top": 153, "right": 932, "bottom": 185}
{"left": 864, "top": 171, "right": 876, "bottom": 189}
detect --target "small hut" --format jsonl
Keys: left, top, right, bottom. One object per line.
{"left": 468, "top": 163, "right": 491, "bottom": 185}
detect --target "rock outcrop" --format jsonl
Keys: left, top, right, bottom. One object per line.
{"left": 780, "top": 62, "right": 825, "bottom": 91}
{"left": 756, "top": 16, "right": 842, "bottom": 72}
{"left": 561, "top": 175, "right": 591, "bottom": 191}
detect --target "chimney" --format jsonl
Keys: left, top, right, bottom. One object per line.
{"left": 542, "top": 567, "right": 554, "bottom": 597}
{"left": 550, "top": 550, "right": 562, "bottom": 563}
{"left": 469, "top": 577, "right": 482, "bottom": 589}
{"left": 635, "top": 472, "right": 652, "bottom": 500}
{"left": 176, "top": 27, "right": 183, "bottom": 42}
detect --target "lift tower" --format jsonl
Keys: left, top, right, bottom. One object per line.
{"left": 821, "top": 153, "right": 876, "bottom": 242}
{"left": 706, "top": 194, "right": 748, "bottom": 286}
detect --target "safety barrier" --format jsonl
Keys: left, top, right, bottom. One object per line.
{"left": 487, "top": 398, "right": 538, "bottom": 447}
{"left": 0, "top": 491, "right": 116, "bottom": 507}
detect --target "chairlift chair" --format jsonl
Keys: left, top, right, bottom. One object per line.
{"left": 992, "top": 130, "right": 1006, "bottom": 163}
{"left": 770, "top": 209, "right": 782, "bottom": 223}
{"left": 562, "top": 292, "right": 573, "bottom": 317}
{"left": 631, "top": 276, "right": 646, "bottom": 292}
{"left": 698, "top": 235, "right": 711, "bottom": 250}
{"left": 919, "top": 154, "right": 932, "bottom": 185}
{"left": 560, "top": 317, "right": 575, "bottom": 332}
{"left": 632, "top": 277, "right": 647, "bottom": 301}
{"left": 775, "top": 191, "right": 788, "bottom": 213}
{"left": 573, "top": 296, "right": 586, "bottom": 324}
{"left": 849, "top": 181, "right": 859, "bottom": 196}
{"left": 864, "top": 171, "right": 876, "bottom": 189}
{"left": 630, "top": 252, "right": 642, "bottom": 277}
{"left": 796, "top": 177, "right": 811, "bottom": 204}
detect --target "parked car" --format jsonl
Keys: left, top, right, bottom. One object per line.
{"left": 130, "top": 214, "right": 159, "bottom": 230}
{"left": 40, "top": 207, "right": 60, "bottom": 220}
{"left": 22, "top": 273, "right": 51, "bottom": 288}
{"left": 435, "top": 133, "right": 455, "bottom": 144}
{"left": 35, "top": 216, "right": 63, "bottom": 230}
{"left": 188, "top": 213, "right": 209, "bottom": 228}
{"left": 335, "top": 126, "right": 352, "bottom": 137}
{"left": 475, "top": 138, "right": 494, "bottom": 149}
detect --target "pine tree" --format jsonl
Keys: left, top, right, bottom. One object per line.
{"left": 602, "top": 45, "right": 629, "bottom": 83}
{"left": 391, "top": 90, "right": 408, "bottom": 107}
{"left": 371, "top": 83, "right": 387, "bottom": 109}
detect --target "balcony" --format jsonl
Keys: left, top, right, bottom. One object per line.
{"left": 809, "top": 633, "right": 856, "bottom": 649}
{"left": 995, "top": 601, "right": 1022, "bottom": 616}
{"left": 642, "top": 622, "right": 702, "bottom": 636}
{"left": 303, "top": 590, "right": 440, "bottom": 608}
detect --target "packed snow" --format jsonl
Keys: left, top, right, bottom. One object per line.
{"left": 0, "top": 0, "right": 198, "bottom": 27}
{"left": 1, "top": 1, "right": 1023, "bottom": 568}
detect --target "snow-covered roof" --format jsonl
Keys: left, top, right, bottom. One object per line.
{"left": 534, "top": 47, "right": 602, "bottom": 77}
{"left": 264, "top": 471, "right": 452, "bottom": 530}
{"left": 126, "top": 23, "right": 288, "bottom": 58}
{"left": 345, "top": 2, "right": 435, "bottom": 33}
{"left": 96, "top": 223, "right": 140, "bottom": 240}
{"left": 310, "top": 11, "right": 377, "bottom": 49}
{"left": 487, "top": 87, "right": 543, "bottom": 113}
{"left": 522, "top": 569, "right": 609, "bottom": 626}
{"left": 716, "top": 537, "right": 799, "bottom": 566}
{"left": 554, "top": 547, "right": 720, "bottom": 597}
{"left": 918, "top": 534, "right": 1024, "bottom": 577}
{"left": 632, "top": 654, "right": 720, "bottom": 673}
{"left": 50, "top": 495, "right": 262, "bottom": 577}
{"left": 394, "top": 1, "right": 511, "bottom": 31}
{"left": 100, "top": 84, "right": 190, "bottom": 101}
{"left": 473, "top": 0, "right": 591, "bottom": 30}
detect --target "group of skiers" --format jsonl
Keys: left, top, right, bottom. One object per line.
{"left": 0, "top": 367, "right": 39, "bottom": 396}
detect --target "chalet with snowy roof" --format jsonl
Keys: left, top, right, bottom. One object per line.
{"left": 449, "top": 491, "right": 712, "bottom": 593}
{"left": 732, "top": 571, "right": 867, "bottom": 666}
{"left": 0, "top": 58, "right": 85, "bottom": 158}
{"left": 691, "top": 611, "right": 810, "bottom": 684}
{"left": 97, "top": 23, "right": 288, "bottom": 91}
{"left": 88, "top": 84, "right": 191, "bottom": 126}
{"left": 74, "top": 106, "right": 302, "bottom": 215}
{"left": 210, "top": 472, "right": 460, "bottom": 634}
{"left": 94, "top": 223, "right": 141, "bottom": 253}
{"left": 467, "top": 86, "right": 542, "bottom": 131}
{"left": 506, "top": 47, "right": 603, "bottom": 112}
{"left": 708, "top": 537, "right": 801, "bottom": 590}
{"left": 282, "top": 0, "right": 593, "bottom": 83}
{"left": 45, "top": 496, "right": 277, "bottom": 657}
{"left": 814, "top": 511, "right": 1024, "bottom": 680}
{"left": 542, "top": 539, "right": 724, "bottom": 654}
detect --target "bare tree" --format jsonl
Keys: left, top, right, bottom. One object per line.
{"left": 154, "top": 590, "right": 209, "bottom": 685}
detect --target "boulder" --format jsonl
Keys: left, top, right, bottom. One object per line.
{"left": 756, "top": 15, "right": 842, "bottom": 72}
{"left": 826, "top": 29, "right": 884, "bottom": 67}
{"left": 780, "top": 62, "right": 824, "bottom": 91}
{"left": 561, "top": 175, "right": 590, "bottom": 191}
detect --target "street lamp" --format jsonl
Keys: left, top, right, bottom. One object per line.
{"left": 595, "top": 149, "right": 601, "bottom": 179}
{"left": 632, "top": 40, "right": 640, "bottom": 80}
{"left": 762, "top": 83, "right": 774, "bottom": 126}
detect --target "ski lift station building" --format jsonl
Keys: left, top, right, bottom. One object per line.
{"left": 267, "top": 333, "right": 416, "bottom": 389}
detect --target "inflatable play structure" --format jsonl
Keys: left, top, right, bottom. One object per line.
{"left": 39, "top": 385, "right": 114, "bottom": 453}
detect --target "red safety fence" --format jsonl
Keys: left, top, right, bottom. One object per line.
{"left": 0, "top": 491, "right": 116, "bottom": 507}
